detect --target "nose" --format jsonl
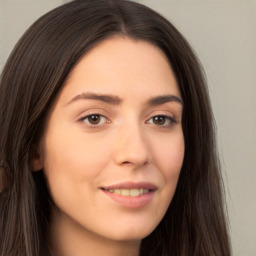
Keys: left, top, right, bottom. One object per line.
{"left": 113, "top": 123, "right": 150, "bottom": 168}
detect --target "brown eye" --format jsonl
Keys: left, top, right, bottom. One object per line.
{"left": 88, "top": 115, "right": 100, "bottom": 124}
{"left": 147, "top": 115, "right": 176, "bottom": 127}
{"left": 152, "top": 116, "right": 166, "bottom": 125}
{"left": 82, "top": 114, "right": 107, "bottom": 125}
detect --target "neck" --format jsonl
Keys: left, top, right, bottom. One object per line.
{"left": 48, "top": 207, "right": 141, "bottom": 256}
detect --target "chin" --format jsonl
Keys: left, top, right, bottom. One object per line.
{"left": 102, "top": 223, "right": 156, "bottom": 242}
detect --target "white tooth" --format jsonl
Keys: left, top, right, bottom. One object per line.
{"left": 111, "top": 188, "right": 149, "bottom": 196}
{"left": 121, "top": 189, "right": 130, "bottom": 196}
{"left": 129, "top": 189, "right": 140, "bottom": 197}
{"left": 114, "top": 189, "right": 121, "bottom": 194}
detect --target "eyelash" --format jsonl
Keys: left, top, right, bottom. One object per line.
{"left": 146, "top": 115, "right": 177, "bottom": 127}
{"left": 79, "top": 114, "right": 110, "bottom": 128}
{"left": 79, "top": 113, "right": 177, "bottom": 129}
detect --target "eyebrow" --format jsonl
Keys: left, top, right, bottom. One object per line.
{"left": 66, "top": 92, "right": 183, "bottom": 106}
{"left": 66, "top": 93, "right": 121, "bottom": 105}
{"left": 148, "top": 95, "right": 183, "bottom": 106}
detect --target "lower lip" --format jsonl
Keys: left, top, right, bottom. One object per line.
{"left": 101, "top": 189, "right": 155, "bottom": 209}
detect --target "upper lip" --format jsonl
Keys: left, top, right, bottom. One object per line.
{"left": 100, "top": 181, "right": 158, "bottom": 191}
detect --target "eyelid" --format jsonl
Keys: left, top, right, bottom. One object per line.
{"left": 145, "top": 110, "right": 175, "bottom": 120}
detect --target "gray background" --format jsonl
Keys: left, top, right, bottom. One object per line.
{"left": 0, "top": 0, "right": 255, "bottom": 255}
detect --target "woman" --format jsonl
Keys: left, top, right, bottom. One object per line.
{"left": 0, "top": 0, "right": 231, "bottom": 255}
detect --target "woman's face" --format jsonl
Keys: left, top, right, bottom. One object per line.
{"left": 35, "top": 37, "right": 184, "bottom": 242}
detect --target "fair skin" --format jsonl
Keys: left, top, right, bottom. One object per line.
{"left": 32, "top": 36, "right": 184, "bottom": 256}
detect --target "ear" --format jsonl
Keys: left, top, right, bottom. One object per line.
{"left": 30, "top": 145, "right": 44, "bottom": 171}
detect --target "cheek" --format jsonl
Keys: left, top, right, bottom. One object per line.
{"left": 146, "top": 132, "right": 184, "bottom": 223}
{"left": 41, "top": 128, "right": 113, "bottom": 217}
{"left": 42, "top": 127, "right": 112, "bottom": 186}
{"left": 152, "top": 133, "right": 184, "bottom": 185}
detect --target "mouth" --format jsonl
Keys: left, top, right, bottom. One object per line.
{"left": 100, "top": 182, "right": 157, "bottom": 208}
{"left": 101, "top": 188, "right": 152, "bottom": 197}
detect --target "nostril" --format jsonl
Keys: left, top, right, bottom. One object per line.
{"left": 120, "top": 161, "right": 133, "bottom": 166}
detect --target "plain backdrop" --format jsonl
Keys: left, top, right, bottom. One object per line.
{"left": 0, "top": 1, "right": 255, "bottom": 256}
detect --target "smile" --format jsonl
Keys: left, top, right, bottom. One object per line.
{"left": 100, "top": 182, "right": 157, "bottom": 208}
{"left": 103, "top": 188, "right": 149, "bottom": 197}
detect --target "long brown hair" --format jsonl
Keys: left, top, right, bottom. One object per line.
{"left": 0, "top": 0, "right": 231, "bottom": 255}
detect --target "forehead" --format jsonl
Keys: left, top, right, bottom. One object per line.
{"left": 60, "top": 36, "right": 180, "bottom": 104}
